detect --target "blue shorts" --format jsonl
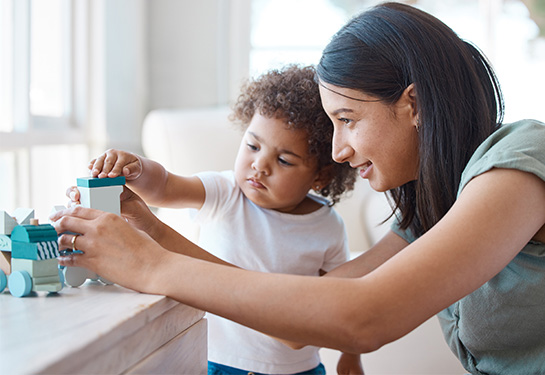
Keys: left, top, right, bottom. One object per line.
{"left": 207, "top": 361, "right": 326, "bottom": 375}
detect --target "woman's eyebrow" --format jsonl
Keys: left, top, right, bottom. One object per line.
{"left": 331, "top": 108, "right": 354, "bottom": 116}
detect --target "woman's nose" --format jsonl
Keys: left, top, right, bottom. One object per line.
{"left": 332, "top": 133, "right": 353, "bottom": 164}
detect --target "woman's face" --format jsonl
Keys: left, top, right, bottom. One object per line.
{"left": 319, "top": 81, "right": 420, "bottom": 192}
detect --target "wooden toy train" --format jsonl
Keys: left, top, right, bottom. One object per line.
{"left": 0, "top": 176, "right": 125, "bottom": 297}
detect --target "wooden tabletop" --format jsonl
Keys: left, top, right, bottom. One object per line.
{"left": 0, "top": 281, "right": 205, "bottom": 374}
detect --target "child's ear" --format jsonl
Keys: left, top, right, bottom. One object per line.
{"left": 312, "top": 165, "right": 335, "bottom": 193}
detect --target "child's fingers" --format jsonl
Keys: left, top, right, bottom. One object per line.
{"left": 90, "top": 154, "right": 107, "bottom": 177}
{"left": 65, "top": 186, "right": 81, "bottom": 206}
{"left": 121, "top": 159, "right": 143, "bottom": 180}
{"left": 99, "top": 150, "right": 121, "bottom": 178}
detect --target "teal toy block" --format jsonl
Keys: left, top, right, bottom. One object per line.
{"left": 77, "top": 176, "right": 126, "bottom": 188}
{"left": 0, "top": 269, "right": 6, "bottom": 292}
{"left": 11, "top": 224, "right": 60, "bottom": 260}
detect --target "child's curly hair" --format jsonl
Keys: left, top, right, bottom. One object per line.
{"left": 230, "top": 65, "right": 356, "bottom": 204}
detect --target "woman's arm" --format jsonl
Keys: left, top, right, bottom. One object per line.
{"left": 52, "top": 168, "right": 545, "bottom": 353}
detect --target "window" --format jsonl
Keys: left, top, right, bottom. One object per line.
{"left": 250, "top": 0, "right": 545, "bottom": 122}
{"left": 0, "top": 0, "right": 89, "bottom": 220}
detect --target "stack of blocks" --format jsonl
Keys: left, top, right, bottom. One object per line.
{"left": 0, "top": 209, "right": 63, "bottom": 297}
{"left": 61, "top": 176, "right": 125, "bottom": 287}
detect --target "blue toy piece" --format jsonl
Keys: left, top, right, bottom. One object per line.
{"left": 76, "top": 176, "right": 126, "bottom": 188}
{"left": 8, "top": 270, "right": 32, "bottom": 297}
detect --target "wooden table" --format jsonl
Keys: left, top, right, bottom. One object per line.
{"left": 0, "top": 281, "right": 207, "bottom": 374}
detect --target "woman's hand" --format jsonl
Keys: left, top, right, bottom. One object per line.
{"left": 337, "top": 352, "right": 365, "bottom": 375}
{"left": 50, "top": 206, "right": 169, "bottom": 294}
{"left": 65, "top": 185, "right": 162, "bottom": 238}
{"left": 89, "top": 149, "right": 142, "bottom": 180}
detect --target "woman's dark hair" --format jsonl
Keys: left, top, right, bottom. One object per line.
{"left": 231, "top": 64, "right": 356, "bottom": 204}
{"left": 317, "top": 2, "right": 504, "bottom": 235}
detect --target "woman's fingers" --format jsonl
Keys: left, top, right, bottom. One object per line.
{"left": 50, "top": 205, "right": 102, "bottom": 226}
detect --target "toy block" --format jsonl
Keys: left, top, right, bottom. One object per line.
{"left": 63, "top": 266, "right": 93, "bottom": 287}
{"left": 11, "top": 258, "right": 58, "bottom": 278}
{"left": 11, "top": 240, "right": 60, "bottom": 260}
{"left": 79, "top": 185, "right": 123, "bottom": 215}
{"left": 0, "top": 211, "right": 17, "bottom": 235}
{"left": 77, "top": 176, "right": 126, "bottom": 188}
{"left": 0, "top": 251, "right": 11, "bottom": 275}
{"left": 13, "top": 208, "right": 34, "bottom": 225}
{"left": 11, "top": 224, "right": 58, "bottom": 242}
{"left": 0, "top": 234, "right": 11, "bottom": 251}
{"left": 32, "top": 275, "right": 62, "bottom": 285}
{"left": 33, "top": 282, "right": 63, "bottom": 293}
{"left": 11, "top": 224, "right": 59, "bottom": 260}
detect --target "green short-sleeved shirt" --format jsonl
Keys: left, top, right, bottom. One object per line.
{"left": 392, "top": 120, "right": 545, "bottom": 374}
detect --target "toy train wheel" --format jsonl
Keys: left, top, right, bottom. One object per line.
{"left": 0, "top": 270, "right": 6, "bottom": 293}
{"left": 63, "top": 266, "right": 87, "bottom": 287}
{"left": 8, "top": 270, "right": 33, "bottom": 297}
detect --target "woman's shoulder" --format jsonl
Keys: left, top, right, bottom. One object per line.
{"left": 458, "top": 119, "right": 545, "bottom": 196}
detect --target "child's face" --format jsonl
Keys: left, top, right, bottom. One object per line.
{"left": 234, "top": 113, "right": 321, "bottom": 214}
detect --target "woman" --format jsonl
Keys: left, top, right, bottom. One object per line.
{"left": 52, "top": 3, "right": 545, "bottom": 373}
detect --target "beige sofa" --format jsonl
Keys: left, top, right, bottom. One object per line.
{"left": 141, "top": 107, "right": 465, "bottom": 374}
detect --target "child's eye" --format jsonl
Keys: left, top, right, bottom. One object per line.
{"left": 247, "top": 143, "right": 258, "bottom": 151}
{"left": 278, "top": 158, "right": 293, "bottom": 166}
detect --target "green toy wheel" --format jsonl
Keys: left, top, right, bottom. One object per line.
{"left": 0, "top": 270, "right": 6, "bottom": 293}
{"left": 8, "top": 270, "right": 33, "bottom": 297}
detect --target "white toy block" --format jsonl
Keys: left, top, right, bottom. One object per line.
{"left": 0, "top": 211, "right": 17, "bottom": 235}
{"left": 13, "top": 208, "right": 34, "bottom": 225}
{"left": 79, "top": 185, "right": 123, "bottom": 215}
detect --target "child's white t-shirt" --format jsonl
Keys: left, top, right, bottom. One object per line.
{"left": 193, "top": 170, "right": 350, "bottom": 374}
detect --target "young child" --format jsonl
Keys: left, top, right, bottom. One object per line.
{"left": 74, "top": 65, "right": 362, "bottom": 374}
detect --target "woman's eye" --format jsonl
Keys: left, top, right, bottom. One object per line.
{"left": 338, "top": 117, "right": 352, "bottom": 125}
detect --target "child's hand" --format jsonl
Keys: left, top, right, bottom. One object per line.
{"left": 337, "top": 352, "right": 364, "bottom": 375}
{"left": 89, "top": 149, "right": 142, "bottom": 181}
{"left": 66, "top": 186, "right": 82, "bottom": 207}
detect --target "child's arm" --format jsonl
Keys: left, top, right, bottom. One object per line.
{"left": 88, "top": 149, "right": 205, "bottom": 210}
{"left": 337, "top": 352, "right": 365, "bottom": 375}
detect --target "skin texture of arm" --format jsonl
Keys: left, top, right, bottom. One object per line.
{"left": 52, "top": 168, "right": 545, "bottom": 354}
{"left": 123, "top": 156, "right": 206, "bottom": 210}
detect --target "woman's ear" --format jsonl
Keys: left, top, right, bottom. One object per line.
{"left": 398, "top": 83, "right": 419, "bottom": 129}
{"left": 404, "top": 82, "right": 420, "bottom": 128}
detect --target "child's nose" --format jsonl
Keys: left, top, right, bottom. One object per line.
{"left": 251, "top": 157, "right": 270, "bottom": 175}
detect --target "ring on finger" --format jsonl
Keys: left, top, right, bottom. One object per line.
{"left": 71, "top": 234, "right": 79, "bottom": 252}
